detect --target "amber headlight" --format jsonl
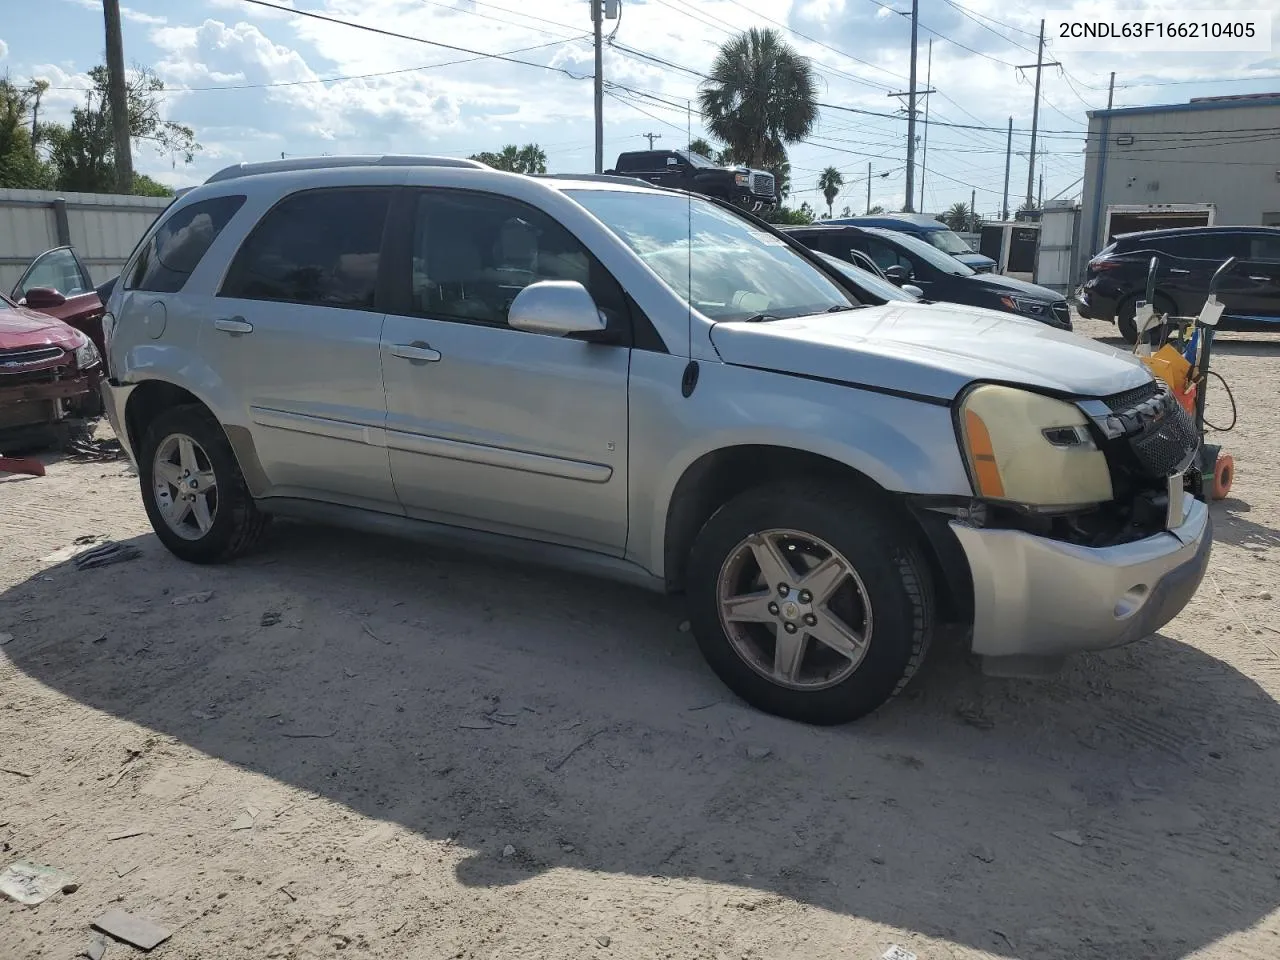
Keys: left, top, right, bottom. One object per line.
{"left": 957, "top": 384, "right": 1113, "bottom": 509}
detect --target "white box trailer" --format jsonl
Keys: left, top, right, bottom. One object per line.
{"left": 1102, "top": 203, "right": 1215, "bottom": 244}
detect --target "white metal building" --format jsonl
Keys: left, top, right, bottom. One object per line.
{"left": 1077, "top": 93, "right": 1280, "bottom": 280}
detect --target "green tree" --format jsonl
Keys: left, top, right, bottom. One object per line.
{"left": 867, "top": 204, "right": 885, "bottom": 214}
{"left": 941, "top": 201, "right": 973, "bottom": 231}
{"left": 761, "top": 205, "right": 813, "bottom": 225}
{"left": 41, "top": 65, "right": 198, "bottom": 194}
{"left": 687, "top": 137, "right": 714, "bottom": 159}
{"left": 770, "top": 156, "right": 791, "bottom": 202}
{"left": 839, "top": 205, "right": 851, "bottom": 218}
{"left": 0, "top": 76, "right": 55, "bottom": 189}
{"left": 818, "top": 166, "right": 843, "bottom": 218}
{"left": 698, "top": 28, "right": 817, "bottom": 170}
{"left": 469, "top": 142, "right": 547, "bottom": 174}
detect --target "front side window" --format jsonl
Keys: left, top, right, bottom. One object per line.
{"left": 866, "top": 229, "right": 974, "bottom": 276}
{"left": 924, "top": 229, "right": 974, "bottom": 255}
{"left": 862, "top": 239, "right": 914, "bottom": 273}
{"left": 407, "top": 190, "right": 623, "bottom": 328}
{"left": 567, "top": 189, "right": 857, "bottom": 321}
{"left": 127, "top": 195, "right": 245, "bottom": 293}
{"left": 18, "top": 248, "right": 91, "bottom": 298}
{"left": 220, "top": 189, "right": 390, "bottom": 309}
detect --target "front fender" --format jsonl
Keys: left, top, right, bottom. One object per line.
{"left": 625, "top": 353, "right": 973, "bottom": 577}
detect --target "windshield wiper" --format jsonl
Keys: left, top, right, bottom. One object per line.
{"left": 825, "top": 304, "right": 862, "bottom": 312}
{"left": 743, "top": 313, "right": 782, "bottom": 323}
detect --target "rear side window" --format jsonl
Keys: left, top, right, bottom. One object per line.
{"left": 126, "top": 195, "right": 245, "bottom": 293}
{"left": 220, "top": 188, "right": 391, "bottom": 310}
{"left": 1249, "top": 235, "right": 1280, "bottom": 261}
{"left": 1152, "top": 234, "right": 1234, "bottom": 260}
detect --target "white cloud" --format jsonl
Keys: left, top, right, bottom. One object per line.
{"left": 60, "top": 0, "right": 167, "bottom": 24}
{"left": 0, "top": 39, "right": 8, "bottom": 61}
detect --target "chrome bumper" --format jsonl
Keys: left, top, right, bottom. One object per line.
{"left": 951, "top": 495, "right": 1211, "bottom": 660}
{"left": 101, "top": 380, "right": 138, "bottom": 467}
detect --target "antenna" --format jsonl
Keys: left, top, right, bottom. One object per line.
{"left": 686, "top": 100, "right": 693, "bottom": 362}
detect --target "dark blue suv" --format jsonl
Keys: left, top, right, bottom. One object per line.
{"left": 826, "top": 213, "right": 997, "bottom": 272}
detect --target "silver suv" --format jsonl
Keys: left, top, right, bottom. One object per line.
{"left": 101, "top": 156, "right": 1211, "bottom": 725}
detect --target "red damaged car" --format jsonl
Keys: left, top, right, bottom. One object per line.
{"left": 0, "top": 287, "right": 104, "bottom": 443}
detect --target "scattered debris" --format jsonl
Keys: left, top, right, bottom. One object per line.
{"left": 882, "top": 947, "right": 917, "bottom": 960}
{"left": 93, "top": 634, "right": 107, "bottom": 644}
{"left": 1, "top": 766, "right": 34, "bottom": 778}
{"left": 362, "top": 622, "right": 389, "bottom": 645}
{"left": 66, "top": 435, "right": 124, "bottom": 462}
{"left": 560, "top": 843, "right": 575, "bottom": 853}
{"left": 969, "top": 845, "right": 995, "bottom": 864}
{"left": 107, "top": 830, "right": 147, "bottom": 842}
{"left": 745, "top": 746, "right": 772, "bottom": 761}
{"left": 280, "top": 729, "right": 336, "bottom": 739}
{"left": 84, "top": 933, "right": 109, "bottom": 959}
{"left": 260, "top": 611, "right": 282, "bottom": 627}
{"left": 0, "top": 455, "right": 44, "bottom": 477}
{"left": 92, "top": 908, "right": 173, "bottom": 951}
{"left": 230, "top": 807, "right": 261, "bottom": 831}
{"left": 501, "top": 844, "right": 516, "bottom": 859}
{"left": 879, "top": 753, "right": 924, "bottom": 770}
{"left": 955, "top": 705, "right": 995, "bottom": 730}
{"left": 278, "top": 884, "right": 297, "bottom": 902}
{"left": 114, "top": 864, "right": 138, "bottom": 878}
{"left": 1051, "top": 830, "right": 1085, "bottom": 847}
{"left": 0, "top": 632, "right": 12, "bottom": 646}
{"left": 685, "top": 701, "right": 720, "bottom": 712}
{"left": 171, "top": 591, "right": 214, "bottom": 606}
{"left": 61, "top": 881, "right": 80, "bottom": 894}
{"left": 75, "top": 542, "right": 141, "bottom": 571}
{"left": 0, "top": 861, "right": 75, "bottom": 905}
{"left": 546, "top": 728, "right": 608, "bottom": 772}
{"left": 458, "top": 719, "right": 495, "bottom": 731}
{"left": 595, "top": 935, "right": 611, "bottom": 948}
{"left": 870, "top": 856, "right": 886, "bottom": 865}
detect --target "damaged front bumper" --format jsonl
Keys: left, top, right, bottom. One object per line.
{"left": 0, "top": 368, "right": 101, "bottom": 432}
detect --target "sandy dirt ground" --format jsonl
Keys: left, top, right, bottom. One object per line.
{"left": 3, "top": 319, "right": 1280, "bottom": 960}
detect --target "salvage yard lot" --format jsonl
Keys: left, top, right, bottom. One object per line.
{"left": 3, "top": 320, "right": 1280, "bottom": 960}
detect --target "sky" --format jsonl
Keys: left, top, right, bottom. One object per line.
{"left": 1, "top": 0, "right": 1277, "bottom": 218}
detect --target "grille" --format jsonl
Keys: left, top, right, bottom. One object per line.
{"left": 0, "top": 346, "right": 64, "bottom": 369}
{"left": 1051, "top": 301, "right": 1071, "bottom": 328}
{"left": 1131, "top": 402, "right": 1199, "bottom": 477}
{"left": 751, "top": 173, "right": 775, "bottom": 196}
{"left": 1102, "top": 379, "right": 1160, "bottom": 412}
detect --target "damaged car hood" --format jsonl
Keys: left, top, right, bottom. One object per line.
{"left": 0, "top": 303, "right": 83, "bottom": 351}
{"left": 710, "top": 301, "right": 1151, "bottom": 401}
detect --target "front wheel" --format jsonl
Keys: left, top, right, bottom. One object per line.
{"left": 685, "top": 482, "right": 934, "bottom": 725}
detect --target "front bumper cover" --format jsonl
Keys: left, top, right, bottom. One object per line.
{"left": 101, "top": 379, "right": 138, "bottom": 466}
{"left": 952, "top": 492, "right": 1210, "bottom": 660}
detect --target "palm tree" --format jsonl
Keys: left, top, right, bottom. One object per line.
{"left": 699, "top": 28, "right": 817, "bottom": 170}
{"left": 516, "top": 143, "right": 546, "bottom": 174}
{"left": 839, "top": 205, "right": 852, "bottom": 218}
{"left": 818, "top": 166, "right": 843, "bottom": 218}
{"left": 688, "top": 137, "right": 714, "bottom": 159}
{"left": 867, "top": 204, "right": 885, "bottom": 215}
{"left": 941, "top": 202, "right": 972, "bottom": 231}
{"left": 770, "top": 157, "right": 791, "bottom": 201}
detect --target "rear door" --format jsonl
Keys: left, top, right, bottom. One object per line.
{"left": 1150, "top": 233, "right": 1238, "bottom": 315}
{"left": 209, "top": 187, "right": 399, "bottom": 509}
{"left": 1234, "top": 232, "right": 1280, "bottom": 321}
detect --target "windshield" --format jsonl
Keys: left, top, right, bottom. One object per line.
{"left": 866, "top": 227, "right": 975, "bottom": 277}
{"left": 681, "top": 151, "right": 717, "bottom": 169}
{"left": 812, "top": 251, "right": 915, "bottom": 302}
{"left": 567, "top": 189, "right": 858, "bottom": 321}
{"left": 924, "top": 228, "right": 974, "bottom": 255}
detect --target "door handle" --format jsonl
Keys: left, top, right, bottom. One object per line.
{"left": 214, "top": 317, "right": 253, "bottom": 335}
{"left": 1248, "top": 275, "right": 1270, "bottom": 282}
{"left": 391, "top": 342, "right": 441, "bottom": 362}
{"left": 1168, "top": 268, "right": 1191, "bottom": 275}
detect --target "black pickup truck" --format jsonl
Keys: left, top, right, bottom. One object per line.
{"left": 606, "top": 150, "right": 777, "bottom": 210}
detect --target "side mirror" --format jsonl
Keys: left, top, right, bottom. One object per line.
{"left": 902, "top": 284, "right": 924, "bottom": 298}
{"left": 22, "top": 287, "right": 68, "bottom": 309}
{"left": 508, "top": 281, "right": 607, "bottom": 337}
{"left": 883, "top": 264, "right": 911, "bottom": 285}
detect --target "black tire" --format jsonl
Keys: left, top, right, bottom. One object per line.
{"left": 685, "top": 481, "right": 934, "bottom": 725}
{"left": 138, "top": 403, "right": 269, "bottom": 563}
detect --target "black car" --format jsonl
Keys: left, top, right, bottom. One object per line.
{"left": 1077, "top": 226, "right": 1280, "bottom": 342}
{"left": 606, "top": 149, "right": 777, "bottom": 210}
{"left": 785, "top": 224, "right": 1071, "bottom": 330}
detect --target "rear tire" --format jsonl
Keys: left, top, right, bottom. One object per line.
{"left": 685, "top": 481, "right": 934, "bottom": 725}
{"left": 138, "top": 404, "right": 269, "bottom": 564}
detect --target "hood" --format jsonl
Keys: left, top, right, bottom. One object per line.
{"left": 969, "top": 272, "right": 1063, "bottom": 301}
{"left": 710, "top": 300, "right": 1151, "bottom": 402}
{"left": 0, "top": 303, "right": 83, "bottom": 351}
{"left": 956, "top": 251, "right": 997, "bottom": 269}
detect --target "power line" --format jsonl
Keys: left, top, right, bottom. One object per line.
{"left": 857, "top": 0, "right": 1019, "bottom": 67}
{"left": 936, "top": 0, "right": 1038, "bottom": 53}
{"left": 937, "top": 0, "right": 1040, "bottom": 40}
{"left": 412, "top": 0, "right": 581, "bottom": 41}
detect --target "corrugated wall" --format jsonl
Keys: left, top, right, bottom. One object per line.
{"left": 0, "top": 189, "right": 171, "bottom": 293}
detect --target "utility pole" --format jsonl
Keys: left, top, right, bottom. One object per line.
{"left": 968, "top": 188, "right": 976, "bottom": 233}
{"left": 917, "top": 39, "right": 932, "bottom": 213}
{"left": 592, "top": 0, "right": 604, "bottom": 173}
{"left": 1106, "top": 71, "right": 1115, "bottom": 110}
{"left": 1038, "top": 172, "right": 1044, "bottom": 210}
{"left": 1016, "top": 19, "right": 1059, "bottom": 209}
{"left": 643, "top": 132, "right": 662, "bottom": 150}
{"left": 103, "top": 0, "right": 133, "bottom": 193}
{"left": 1001, "top": 117, "right": 1012, "bottom": 220}
{"left": 866, "top": 161, "right": 872, "bottom": 215}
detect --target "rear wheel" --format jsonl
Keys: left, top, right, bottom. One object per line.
{"left": 685, "top": 482, "right": 934, "bottom": 725}
{"left": 138, "top": 404, "right": 269, "bottom": 563}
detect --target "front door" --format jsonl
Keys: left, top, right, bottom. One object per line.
{"left": 379, "top": 188, "right": 631, "bottom": 553}
{"left": 208, "top": 187, "right": 398, "bottom": 509}
{"left": 1235, "top": 233, "right": 1280, "bottom": 321}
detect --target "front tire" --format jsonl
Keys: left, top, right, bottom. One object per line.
{"left": 685, "top": 482, "right": 934, "bottom": 725}
{"left": 138, "top": 404, "right": 269, "bottom": 563}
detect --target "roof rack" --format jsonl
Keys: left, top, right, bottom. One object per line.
{"left": 204, "top": 155, "right": 488, "bottom": 184}
{"left": 534, "top": 173, "right": 658, "bottom": 189}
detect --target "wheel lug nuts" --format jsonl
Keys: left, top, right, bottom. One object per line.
{"left": 804, "top": 613, "right": 817, "bottom": 626}
{"left": 777, "top": 583, "right": 789, "bottom": 596}
{"left": 767, "top": 602, "right": 779, "bottom": 615}
{"left": 798, "top": 590, "right": 812, "bottom": 604}
{"left": 783, "top": 622, "right": 798, "bottom": 634}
